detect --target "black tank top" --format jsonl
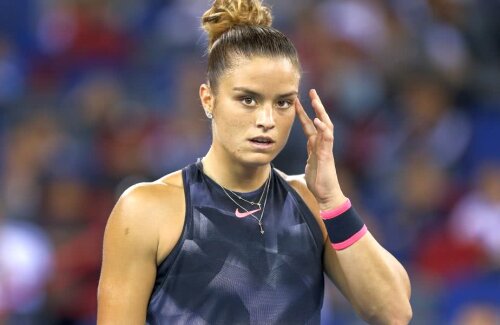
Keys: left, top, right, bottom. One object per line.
{"left": 146, "top": 161, "right": 325, "bottom": 324}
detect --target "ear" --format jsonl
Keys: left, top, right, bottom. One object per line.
{"left": 199, "top": 83, "right": 214, "bottom": 118}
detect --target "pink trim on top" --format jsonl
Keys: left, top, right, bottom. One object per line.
{"left": 320, "top": 199, "right": 351, "bottom": 220}
{"left": 331, "top": 225, "right": 368, "bottom": 250}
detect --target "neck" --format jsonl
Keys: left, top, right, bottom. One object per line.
{"left": 202, "top": 147, "right": 271, "bottom": 192}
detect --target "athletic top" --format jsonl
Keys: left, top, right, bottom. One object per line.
{"left": 146, "top": 161, "right": 325, "bottom": 325}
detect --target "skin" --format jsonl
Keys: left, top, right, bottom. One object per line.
{"left": 200, "top": 56, "right": 300, "bottom": 190}
{"left": 97, "top": 55, "right": 412, "bottom": 324}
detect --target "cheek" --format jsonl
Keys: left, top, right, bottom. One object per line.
{"left": 225, "top": 113, "right": 248, "bottom": 131}
{"left": 216, "top": 111, "right": 248, "bottom": 140}
{"left": 277, "top": 111, "right": 296, "bottom": 134}
{"left": 220, "top": 116, "right": 249, "bottom": 154}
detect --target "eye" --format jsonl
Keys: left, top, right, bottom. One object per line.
{"left": 276, "top": 99, "right": 293, "bottom": 109}
{"left": 240, "top": 96, "right": 257, "bottom": 107}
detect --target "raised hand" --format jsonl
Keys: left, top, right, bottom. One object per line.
{"left": 295, "top": 89, "right": 347, "bottom": 210}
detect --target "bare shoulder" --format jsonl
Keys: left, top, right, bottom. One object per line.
{"left": 98, "top": 170, "right": 185, "bottom": 323}
{"left": 114, "top": 170, "right": 184, "bottom": 225}
{"left": 107, "top": 170, "right": 185, "bottom": 263}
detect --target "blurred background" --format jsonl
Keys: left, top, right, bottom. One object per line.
{"left": 0, "top": 0, "right": 499, "bottom": 324}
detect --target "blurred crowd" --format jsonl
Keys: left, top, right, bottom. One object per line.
{"left": 0, "top": 0, "right": 499, "bottom": 324}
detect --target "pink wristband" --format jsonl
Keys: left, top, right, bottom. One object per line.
{"left": 331, "top": 225, "right": 368, "bottom": 250}
{"left": 320, "top": 198, "right": 367, "bottom": 250}
{"left": 320, "top": 198, "right": 351, "bottom": 220}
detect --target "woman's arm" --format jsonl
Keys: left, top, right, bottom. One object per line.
{"left": 97, "top": 178, "right": 184, "bottom": 324}
{"left": 323, "top": 231, "right": 412, "bottom": 324}
{"left": 289, "top": 177, "right": 411, "bottom": 324}
{"left": 294, "top": 90, "right": 412, "bottom": 324}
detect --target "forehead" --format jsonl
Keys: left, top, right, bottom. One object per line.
{"left": 219, "top": 55, "right": 300, "bottom": 94}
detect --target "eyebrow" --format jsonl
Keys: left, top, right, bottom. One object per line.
{"left": 232, "top": 87, "right": 298, "bottom": 99}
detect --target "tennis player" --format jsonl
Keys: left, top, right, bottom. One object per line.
{"left": 97, "top": 1, "right": 412, "bottom": 324}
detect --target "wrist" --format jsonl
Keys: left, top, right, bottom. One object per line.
{"left": 318, "top": 194, "right": 348, "bottom": 211}
{"left": 319, "top": 198, "right": 351, "bottom": 220}
{"left": 319, "top": 198, "right": 368, "bottom": 250}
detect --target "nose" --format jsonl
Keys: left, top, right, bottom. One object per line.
{"left": 256, "top": 104, "right": 275, "bottom": 130}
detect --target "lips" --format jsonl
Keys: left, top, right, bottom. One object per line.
{"left": 249, "top": 136, "right": 275, "bottom": 150}
{"left": 249, "top": 136, "right": 275, "bottom": 144}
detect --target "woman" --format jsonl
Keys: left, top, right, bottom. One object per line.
{"left": 97, "top": 0, "right": 412, "bottom": 324}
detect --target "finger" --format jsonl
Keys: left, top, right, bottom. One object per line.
{"left": 295, "top": 97, "right": 317, "bottom": 137}
{"left": 313, "top": 118, "right": 334, "bottom": 155}
{"left": 313, "top": 118, "right": 334, "bottom": 142}
{"left": 310, "top": 89, "right": 333, "bottom": 126}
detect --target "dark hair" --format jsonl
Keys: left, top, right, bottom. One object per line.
{"left": 201, "top": 0, "right": 300, "bottom": 91}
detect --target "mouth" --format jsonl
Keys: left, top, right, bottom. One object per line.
{"left": 249, "top": 136, "right": 275, "bottom": 144}
{"left": 249, "top": 136, "right": 275, "bottom": 150}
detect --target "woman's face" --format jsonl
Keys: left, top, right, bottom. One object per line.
{"left": 202, "top": 55, "right": 300, "bottom": 167}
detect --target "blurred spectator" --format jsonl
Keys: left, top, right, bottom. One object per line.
{"left": 450, "top": 161, "right": 500, "bottom": 266}
{"left": 452, "top": 303, "right": 500, "bottom": 325}
{"left": 373, "top": 72, "right": 471, "bottom": 178}
{"left": 385, "top": 153, "right": 453, "bottom": 261}
{"left": 41, "top": 176, "right": 106, "bottom": 324}
{"left": 37, "top": 0, "right": 132, "bottom": 66}
{"left": 0, "top": 200, "right": 53, "bottom": 323}
{"left": 2, "top": 112, "right": 64, "bottom": 220}
{"left": 440, "top": 272, "right": 500, "bottom": 324}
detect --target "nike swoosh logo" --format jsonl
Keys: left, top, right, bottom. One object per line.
{"left": 235, "top": 208, "right": 261, "bottom": 218}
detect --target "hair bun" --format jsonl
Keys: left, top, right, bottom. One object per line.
{"left": 201, "top": 0, "right": 272, "bottom": 48}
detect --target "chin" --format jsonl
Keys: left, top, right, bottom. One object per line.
{"left": 238, "top": 152, "right": 277, "bottom": 167}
